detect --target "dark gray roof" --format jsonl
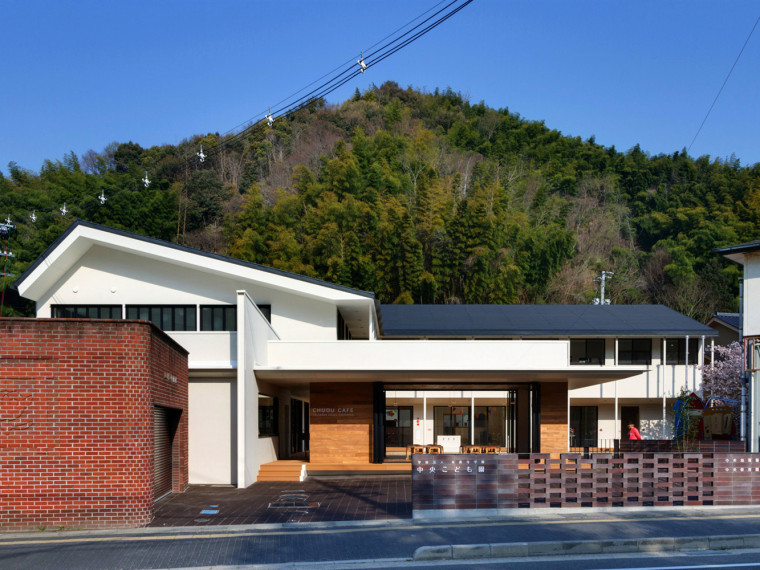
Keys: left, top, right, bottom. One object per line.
{"left": 715, "top": 240, "right": 760, "bottom": 256}
{"left": 14, "top": 219, "right": 376, "bottom": 299}
{"left": 379, "top": 304, "right": 718, "bottom": 338}
{"left": 708, "top": 313, "right": 741, "bottom": 331}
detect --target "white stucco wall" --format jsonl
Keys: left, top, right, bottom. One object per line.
{"left": 570, "top": 337, "right": 704, "bottom": 400}
{"left": 744, "top": 253, "right": 760, "bottom": 337}
{"left": 37, "top": 245, "right": 341, "bottom": 341}
{"left": 594, "top": 403, "right": 670, "bottom": 441}
{"left": 189, "top": 378, "right": 236, "bottom": 485}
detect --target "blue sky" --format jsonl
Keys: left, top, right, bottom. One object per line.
{"left": 2, "top": 0, "right": 758, "bottom": 175}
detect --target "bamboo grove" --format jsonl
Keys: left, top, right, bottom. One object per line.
{"left": 2, "top": 82, "right": 759, "bottom": 319}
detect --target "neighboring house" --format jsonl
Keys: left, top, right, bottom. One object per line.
{"left": 706, "top": 312, "right": 741, "bottom": 346}
{"left": 716, "top": 240, "right": 760, "bottom": 452}
{"left": 12, "top": 220, "right": 717, "bottom": 487}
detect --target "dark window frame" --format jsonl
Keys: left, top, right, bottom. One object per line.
{"left": 618, "top": 338, "right": 652, "bottom": 365}
{"left": 570, "top": 338, "right": 605, "bottom": 365}
{"left": 257, "top": 304, "right": 271, "bottom": 323}
{"left": 126, "top": 305, "right": 197, "bottom": 331}
{"left": 570, "top": 405, "right": 598, "bottom": 447}
{"left": 51, "top": 305, "right": 122, "bottom": 319}
{"left": 200, "top": 305, "right": 237, "bottom": 331}
{"left": 258, "top": 394, "right": 278, "bottom": 437}
{"left": 664, "top": 338, "right": 699, "bottom": 365}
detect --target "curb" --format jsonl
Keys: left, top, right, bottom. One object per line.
{"left": 413, "top": 533, "right": 760, "bottom": 561}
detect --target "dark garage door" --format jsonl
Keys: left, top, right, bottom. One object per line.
{"left": 153, "top": 406, "right": 180, "bottom": 501}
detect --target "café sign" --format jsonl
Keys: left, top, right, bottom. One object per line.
{"left": 311, "top": 407, "right": 356, "bottom": 418}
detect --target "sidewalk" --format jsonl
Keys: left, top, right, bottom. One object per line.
{"left": 150, "top": 476, "right": 412, "bottom": 527}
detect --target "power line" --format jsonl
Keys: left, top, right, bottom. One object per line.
{"left": 199, "top": 0, "right": 474, "bottom": 162}
{"left": 223, "top": 0, "right": 452, "bottom": 137}
{"left": 688, "top": 13, "right": 760, "bottom": 156}
{"left": 0, "top": 0, "right": 474, "bottom": 248}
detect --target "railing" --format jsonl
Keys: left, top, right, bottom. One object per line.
{"left": 569, "top": 438, "right": 618, "bottom": 457}
{"left": 568, "top": 439, "right": 746, "bottom": 457}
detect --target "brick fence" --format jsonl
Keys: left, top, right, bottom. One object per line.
{"left": 412, "top": 452, "right": 760, "bottom": 513}
{"left": 619, "top": 440, "right": 746, "bottom": 453}
{"left": 0, "top": 318, "right": 189, "bottom": 530}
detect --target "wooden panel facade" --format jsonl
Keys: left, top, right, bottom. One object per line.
{"left": 309, "top": 383, "right": 374, "bottom": 463}
{"left": 540, "top": 382, "right": 568, "bottom": 453}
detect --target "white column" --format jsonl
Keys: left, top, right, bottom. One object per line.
{"left": 614, "top": 380, "right": 619, "bottom": 439}
{"left": 470, "top": 394, "right": 475, "bottom": 445}
{"left": 422, "top": 393, "right": 427, "bottom": 445}
{"left": 685, "top": 335, "right": 690, "bottom": 392}
{"left": 711, "top": 338, "right": 715, "bottom": 369}
{"left": 663, "top": 338, "right": 668, "bottom": 394}
{"left": 567, "top": 386, "right": 571, "bottom": 450}
{"left": 698, "top": 336, "right": 705, "bottom": 396}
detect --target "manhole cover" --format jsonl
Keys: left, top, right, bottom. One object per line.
{"left": 268, "top": 493, "right": 319, "bottom": 509}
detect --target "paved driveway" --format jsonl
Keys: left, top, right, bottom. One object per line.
{"left": 150, "top": 475, "right": 412, "bottom": 527}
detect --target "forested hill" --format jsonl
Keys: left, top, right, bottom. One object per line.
{"left": 2, "top": 82, "right": 759, "bottom": 320}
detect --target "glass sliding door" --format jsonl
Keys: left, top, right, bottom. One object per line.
{"left": 434, "top": 406, "right": 507, "bottom": 446}
{"left": 384, "top": 406, "right": 413, "bottom": 448}
{"left": 570, "top": 406, "right": 598, "bottom": 448}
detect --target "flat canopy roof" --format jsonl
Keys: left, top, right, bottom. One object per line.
{"left": 715, "top": 240, "right": 760, "bottom": 264}
{"left": 379, "top": 304, "right": 717, "bottom": 338}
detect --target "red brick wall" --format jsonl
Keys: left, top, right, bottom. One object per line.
{"left": 0, "top": 318, "right": 188, "bottom": 530}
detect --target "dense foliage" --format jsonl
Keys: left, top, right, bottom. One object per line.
{"left": 2, "top": 82, "right": 758, "bottom": 318}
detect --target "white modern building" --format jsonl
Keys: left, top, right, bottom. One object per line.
{"left": 13, "top": 220, "right": 717, "bottom": 487}
{"left": 717, "top": 240, "right": 760, "bottom": 452}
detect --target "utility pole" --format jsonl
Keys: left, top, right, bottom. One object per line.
{"left": 0, "top": 217, "right": 16, "bottom": 316}
{"left": 593, "top": 271, "right": 614, "bottom": 305}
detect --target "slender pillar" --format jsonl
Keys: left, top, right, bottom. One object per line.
{"left": 614, "top": 380, "right": 619, "bottom": 439}
{"left": 422, "top": 393, "right": 427, "bottom": 445}
{"left": 685, "top": 335, "right": 690, "bottom": 392}
{"left": 470, "top": 394, "right": 475, "bottom": 445}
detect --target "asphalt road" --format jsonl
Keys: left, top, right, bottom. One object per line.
{"left": 3, "top": 508, "right": 760, "bottom": 569}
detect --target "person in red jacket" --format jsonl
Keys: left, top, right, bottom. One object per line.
{"left": 628, "top": 423, "right": 642, "bottom": 440}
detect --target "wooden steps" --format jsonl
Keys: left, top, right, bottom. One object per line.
{"left": 306, "top": 462, "right": 411, "bottom": 475}
{"left": 256, "top": 460, "right": 411, "bottom": 481}
{"left": 256, "top": 460, "right": 306, "bottom": 482}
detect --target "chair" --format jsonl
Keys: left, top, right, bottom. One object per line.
{"left": 406, "top": 444, "right": 427, "bottom": 460}
{"left": 426, "top": 444, "right": 443, "bottom": 454}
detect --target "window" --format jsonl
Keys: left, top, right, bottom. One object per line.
{"left": 385, "top": 406, "right": 413, "bottom": 447}
{"left": 126, "top": 305, "right": 196, "bottom": 331}
{"left": 570, "top": 406, "right": 598, "bottom": 447}
{"left": 259, "top": 395, "right": 278, "bottom": 437}
{"left": 433, "top": 406, "right": 506, "bottom": 446}
{"left": 665, "top": 338, "right": 699, "bottom": 365}
{"left": 747, "top": 337, "right": 760, "bottom": 372}
{"left": 570, "top": 339, "right": 605, "bottom": 365}
{"left": 200, "top": 305, "right": 236, "bottom": 331}
{"left": 337, "top": 310, "right": 353, "bottom": 340}
{"left": 618, "top": 338, "right": 652, "bottom": 365}
{"left": 258, "top": 304, "right": 271, "bottom": 323}
{"left": 52, "top": 305, "right": 122, "bottom": 319}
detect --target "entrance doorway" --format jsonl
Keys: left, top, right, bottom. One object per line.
{"left": 153, "top": 405, "right": 181, "bottom": 501}
{"left": 290, "top": 399, "right": 309, "bottom": 455}
{"left": 384, "top": 406, "right": 413, "bottom": 448}
{"left": 570, "top": 406, "right": 598, "bottom": 448}
{"left": 433, "top": 406, "right": 507, "bottom": 446}
{"left": 378, "top": 385, "right": 534, "bottom": 459}
{"left": 621, "top": 406, "right": 640, "bottom": 440}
